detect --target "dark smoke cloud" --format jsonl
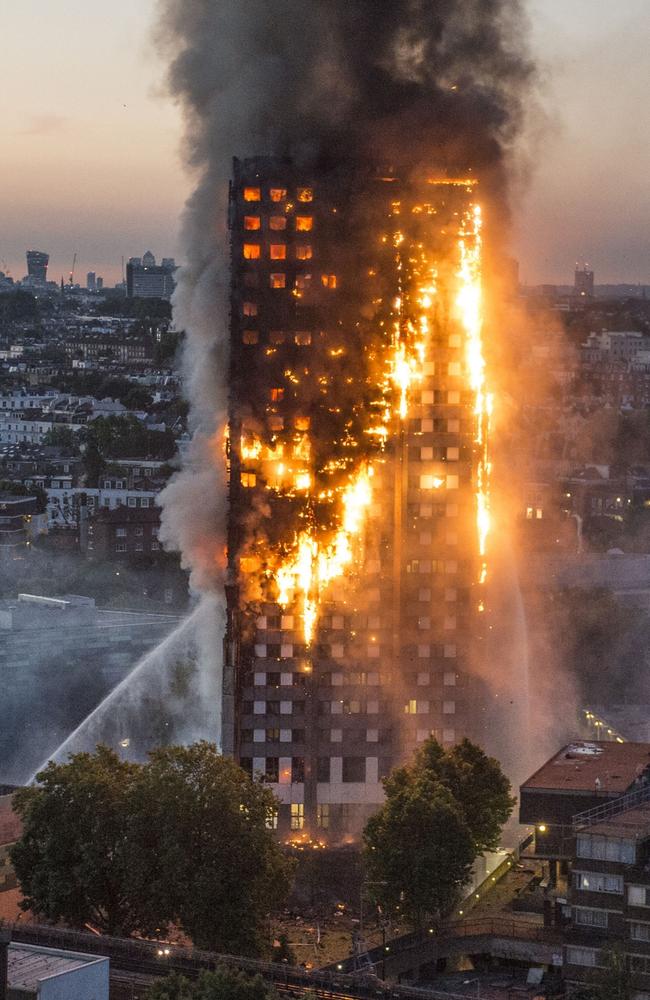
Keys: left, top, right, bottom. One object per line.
{"left": 154, "top": 0, "right": 536, "bottom": 756}
{"left": 155, "top": 0, "right": 534, "bottom": 590}
{"left": 158, "top": 0, "right": 533, "bottom": 187}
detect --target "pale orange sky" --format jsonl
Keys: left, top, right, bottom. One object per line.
{"left": 1, "top": 0, "right": 649, "bottom": 286}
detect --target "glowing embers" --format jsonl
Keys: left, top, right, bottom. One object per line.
{"left": 273, "top": 465, "right": 374, "bottom": 643}
{"left": 455, "top": 203, "right": 492, "bottom": 589}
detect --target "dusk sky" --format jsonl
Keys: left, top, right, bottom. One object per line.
{"left": 2, "top": 0, "right": 648, "bottom": 287}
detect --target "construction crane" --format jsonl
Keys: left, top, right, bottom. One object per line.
{"left": 69, "top": 252, "right": 77, "bottom": 286}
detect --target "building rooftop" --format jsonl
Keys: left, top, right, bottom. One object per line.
{"left": 8, "top": 943, "right": 106, "bottom": 992}
{"left": 521, "top": 741, "right": 650, "bottom": 795}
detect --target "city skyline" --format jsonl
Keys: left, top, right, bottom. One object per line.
{"left": 1, "top": 0, "right": 649, "bottom": 287}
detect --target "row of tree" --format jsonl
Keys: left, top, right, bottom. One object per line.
{"left": 12, "top": 737, "right": 514, "bottom": 956}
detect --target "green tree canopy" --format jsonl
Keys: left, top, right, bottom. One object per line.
{"left": 84, "top": 414, "right": 176, "bottom": 461}
{"left": 364, "top": 779, "right": 474, "bottom": 926}
{"left": 429, "top": 738, "right": 516, "bottom": 853}
{"left": 11, "top": 743, "right": 291, "bottom": 954}
{"left": 145, "top": 968, "right": 277, "bottom": 1000}
{"left": 42, "top": 425, "right": 77, "bottom": 449}
{"left": 363, "top": 737, "right": 514, "bottom": 926}
{"left": 11, "top": 746, "right": 145, "bottom": 936}
{"left": 129, "top": 743, "right": 291, "bottom": 955}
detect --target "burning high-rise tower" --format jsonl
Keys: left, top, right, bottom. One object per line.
{"left": 223, "top": 158, "right": 489, "bottom": 838}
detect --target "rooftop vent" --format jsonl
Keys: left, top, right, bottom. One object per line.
{"left": 565, "top": 742, "right": 605, "bottom": 760}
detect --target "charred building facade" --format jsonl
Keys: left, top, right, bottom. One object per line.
{"left": 223, "top": 157, "right": 488, "bottom": 839}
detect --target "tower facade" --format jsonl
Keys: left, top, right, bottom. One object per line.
{"left": 25, "top": 251, "right": 49, "bottom": 285}
{"left": 223, "top": 157, "right": 487, "bottom": 839}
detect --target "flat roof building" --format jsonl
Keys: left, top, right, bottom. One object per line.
{"left": 0, "top": 934, "right": 109, "bottom": 1000}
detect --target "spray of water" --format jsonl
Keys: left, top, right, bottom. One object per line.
{"left": 30, "top": 596, "right": 224, "bottom": 780}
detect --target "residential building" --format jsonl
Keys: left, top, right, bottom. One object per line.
{"left": 87, "top": 505, "right": 161, "bottom": 561}
{"left": 224, "top": 158, "right": 485, "bottom": 838}
{"left": 126, "top": 252, "right": 176, "bottom": 300}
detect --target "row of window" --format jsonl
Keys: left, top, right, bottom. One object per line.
{"left": 243, "top": 186, "right": 313, "bottom": 203}
{"left": 242, "top": 756, "right": 368, "bottom": 784}
{"left": 576, "top": 833, "right": 636, "bottom": 864}
{"left": 244, "top": 214, "right": 313, "bottom": 231}
{"left": 242, "top": 330, "right": 315, "bottom": 346}
{"left": 574, "top": 871, "right": 624, "bottom": 894}
{"left": 239, "top": 272, "right": 337, "bottom": 292}
{"left": 250, "top": 641, "right": 458, "bottom": 660}
{"left": 243, "top": 243, "right": 313, "bottom": 260}
{"left": 116, "top": 541, "right": 159, "bottom": 553}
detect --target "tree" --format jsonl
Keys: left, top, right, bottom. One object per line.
{"left": 433, "top": 739, "right": 516, "bottom": 853}
{"left": 363, "top": 737, "right": 514, "bottom": 926}
{"left": 11, "top": 743, "right": 291, "bottom": 954}
{"left": 42, "top": 425, "right": 76, "bottom": 449}
{"left": 145, "top": 969, "right": 277, "bottom": 1000}
{"left": 11, "top": 747, "right": 148, "bottom": 936}
{"left": 364, "top": 779, "right": 475, "bottom": 926}
{"left": 130, "top": 743, "right": 292, "bottom": 955}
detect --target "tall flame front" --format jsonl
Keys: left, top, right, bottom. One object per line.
{"left": 238, "top": 183, "right": 490, "bottom": 642}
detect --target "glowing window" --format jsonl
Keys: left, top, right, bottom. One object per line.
{"left": 295, "top": 274, "right": 312, "bottom": 290}
{"left": 290, "top": 803, "right": 305, "bottom": 830}
{"left": 295, "top": 416, "right": 310, "bottom": 430}
{"left": 296, "top": 245, "right": 312, "bottom": 260}
{"left": 270, "top": 188, "right": 287, "bottom": 202}
{"left": 243, "top": 244, "right": 261, "bottom": 260}
{"left": 241, "top": 472, "right": 256, "bottom": 487}
{"left": 270, "top": 273, "right": 286, "bottom": 288}
{"left": 295, "top": 331, "right": 312, "bottom": 346}
{"left": 244, "top": 216, "right": 261, "bottom": 230}
{"left": 270, "top": 244, "right": 286, "bottom": 260}
{"left": 321, "top": 274, "right": 337, "bottom": 289}
{"left": 242, "top": 302, "right": 258, "bottom": 316}
{"left": 405, "top": 700, "right": 417, "bottom": 715}
{"left": 296, "top": 216, "right": 313, "bottom": 232}
{"left": 270, "top": 388, "right": 284, "bottom": 402}
{"left": 243, "top": 187, "right": 261, "bottom": 201}
{"left": 265, "top": 808, "right": 278, "bottom": 830}
{"left": 297, "top": 187, "right": 313, "bottom": 202}
{"left": 242, "top": 330, "right": 259, "bottom": 345}
{"left": 270, "top": 331, "right": 285, "bottom": 344}
{"left": 269, "top": 216, "right": 287, "bottom": 231}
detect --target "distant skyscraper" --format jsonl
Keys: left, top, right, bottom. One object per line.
{"left": 25, "top": 250, "right": 49, "bottom": 285}
{"left": 574, "top": 264, "right": 594, "bottom": 299}
{"left": 86, "top": 272, "right": 96, "bottom": 292}
{"left": 96, "top": 277, "right": 104, "bottom": 291}
{"left": 126, "top": 252, "right": 176, "bottom": 300}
